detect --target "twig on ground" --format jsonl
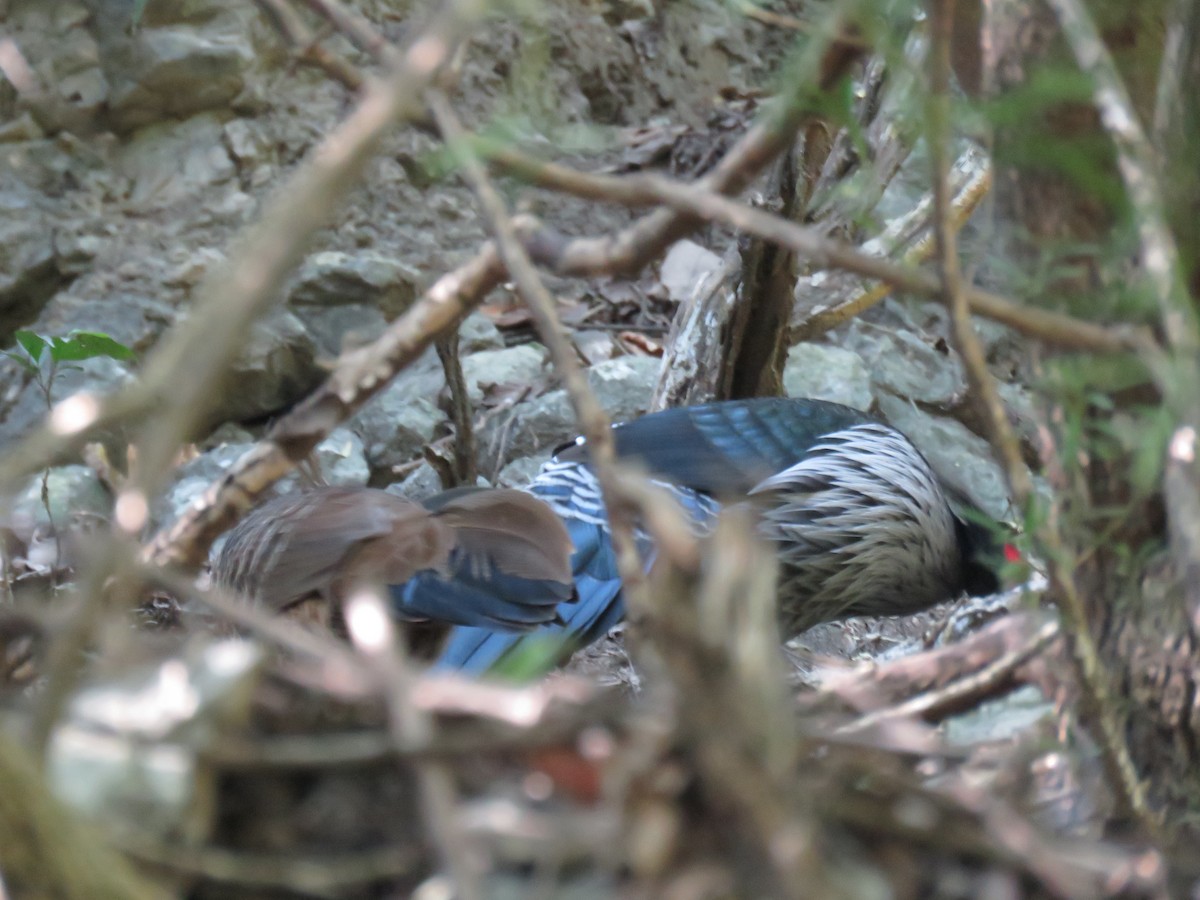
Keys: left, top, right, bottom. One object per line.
{"left": 514, "top": 9, "right": 866, "bottom": 279}
{"left": 198, "top": 674, "right": 612, "bottom": 768}
{"left": 114, "top": 832, "right": 420, "bottom": 897}
{"left": 835, "top": 617, "right": 1060, "bottom": 733}
{"left": 802, "top": 611, "right": 1055, "bottom": 715}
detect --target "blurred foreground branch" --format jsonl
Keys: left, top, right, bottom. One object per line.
{"left": 0, "top": 730, "right": 167, "bottom": 900}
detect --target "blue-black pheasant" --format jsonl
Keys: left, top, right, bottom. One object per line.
{"left": 211, "top": 398, "right": 1002, "bottom": 670}
{"left": 436, "top": 397, "right": 1002, "bottom": 672}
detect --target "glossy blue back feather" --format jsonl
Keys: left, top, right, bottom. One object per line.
{"left": 436, "top": 459, "right": 719, "bottom": 673}
{"left": 557, "top": 397, "right": 874, "bottom": 496}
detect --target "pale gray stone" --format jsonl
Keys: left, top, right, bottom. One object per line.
{"left": 877, "top": 394, "right": 1012, "bottom": 521}
{"left": 460, "top": 344, "right": 549, "bottom": 404}
{"left": 783, "top": 343, "right": 872, "bottom": 410}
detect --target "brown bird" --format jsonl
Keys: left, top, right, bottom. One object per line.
{"left": 211, "top": 486, "right": 576, "bottom": 650}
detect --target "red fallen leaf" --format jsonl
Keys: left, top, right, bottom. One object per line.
{"left": 526, "top": 745, "right": 603, "bottom": 805}
{"left": 617, "top": 331, "right": 663, "bottom": 356}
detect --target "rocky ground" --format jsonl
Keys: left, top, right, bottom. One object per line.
{"left": 0, "top": 1, "right": 1083, "bottom": 897}
{"left": 2, "top": 0, "right": 1021, "bottom": 594}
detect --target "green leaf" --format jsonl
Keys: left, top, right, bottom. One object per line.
{"left": 48, "top": 331, "right": 135, "bottom": 363}
{"left": 2, "top": 350, "right": 39, "bottom": 375}
{"left": 489, "top": 635, "right": 574, "bottom": 681}
{"left": 13, "top": 330, "right": 47, "bottom": 363}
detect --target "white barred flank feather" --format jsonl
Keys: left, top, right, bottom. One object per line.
{"left": 748, "top": 424, "right": 961, "bottom": 634}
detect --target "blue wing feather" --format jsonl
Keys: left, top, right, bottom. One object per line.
{"left": 434, "top": 459, "right": 720, "bottom": 674}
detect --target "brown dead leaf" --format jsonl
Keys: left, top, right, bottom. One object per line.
{"left": 617, "top": 331, "right": 663, "bottom": 357}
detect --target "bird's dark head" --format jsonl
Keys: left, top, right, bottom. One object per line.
{"left": 953, "top": 513, "right": 1017, "bottom": 597}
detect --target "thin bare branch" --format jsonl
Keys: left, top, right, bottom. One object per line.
{"left": 488, "top": 147, "right": 1138, "bottom": 353}
{"left": 436, "top": 333, "right": 478, "bottom": 485}
{"left": 0, "top": 730, "right": 168, "bottom": 900}
{"left": 144, "top": 241, "right": 508, "bottom": 570}
{"left": 925, "top": 0, "right": 1032, "bottom": 499}
{"left": 1044, "top": 0, "right": 1199, "bottom": 374}
{"left": 427, "top": 91, "right": 646, "bottom": 602}
{"left": 253, "top": 0, "right": 365, "bottom": 89}
{"left": 930, "top": 0, "right": 1157, "bottom": 838}
{"left": 0, "top": 0, "right": 486, "bottom": 501}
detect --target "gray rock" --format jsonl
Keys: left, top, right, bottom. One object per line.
{"left": 460, "top": 344, "right": 549, "bottom": 404}
{"left": 480, "top": 391, "right": 574, "bottom": 473}
{"left": 105, "top": 25, "right": 255, "bottom": 131}
{"left": 943, "top": 685, "right": 1051, "bottom": 746}
{"left": 573, "top": 329, "right": 619, "bottom": 365}
{"left": 352, "top": 391, "right": 444, "bottom": 479}
{"left": 0, "top": 114, "right": 46, "bottom": 144}
{"left": 210, "top": 310, "right": 321, "bottom": 426}
{"left": 221, "top": 118, "right": 270, "bottom": 168}
{"left": 297, "top": 304, "right": 391, "bottom": 359}
{"left": 11, "top": 465, "right": 111, "bottom": 529}
{"left": 200, "top": 422, "right": 254, "bottom": 447}
{"left": 137, "top": 0, "right": 238, "bottom": 26}
{"left": 584, "top": 354, "right": 659, "bottom": 417}
{"left": 0, "top": 356, "right": 135, "bottom": 450}
{"left": 200, "top": 189, "right": 256, "bottom": 226}
{"left": 480, "top": 355, "right": 659, "bottom": 471}
{"left": 155, "top": 429, "right": 367, "bottom": 529}
{"left": 386, "top": 461, "right": 445, "bottom": 501}
{"left": 163, "top": 247, "right": 227, "bottom": 289}
{"left": 497, "top": 452, "right": 551, "bottom": 488}
{"left": 288, "top": 251, "right": 420, "bottom": 314}
{"left": 313, "top": 428, "right": 369, "bottom": 487}
{"left": 876, "top": 394, "right": 1012, "bottom": 521}
{"left": 117, "top": 113, "right": 236, "bottom": 209}
{"left": 0, "top": 191, "right": 59, "bottom": 327}
{"left": 458, "top": 311, "right": 504, "bottom": 353}
{"left": 0, "top": 137, "right": 93, "bottom": 196}
{"left": 847, "top": 326, "right": 964, "bottom": 407}
{"left": 660, "top": 238, "right": 724, "bottom": 302}
{"left": 53, "top": 227, "right": 108, "bottom": 277}
{"left": 783, "top": 343, "right": 872, "bottom": 411}
{"left": 5, "top": 3, "right": 108, "bottom": 133}
{"left": 33, "top": 290, "right": 173, "bottom": 351}
{"left": 287, "top": 251, "right": 422, "bottom": 356}
{"left": 154, "top": 440, "right": 252, "bottom": 528}
{"left": 997, "top": 381, "right": 1039, "bottom": 446}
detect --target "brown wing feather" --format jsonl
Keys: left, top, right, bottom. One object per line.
{"left": 430, "top": 489, "right": 573, "bottom": 583}
{"left": 214, "top": 488, "right": 451, "bottom": 613}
